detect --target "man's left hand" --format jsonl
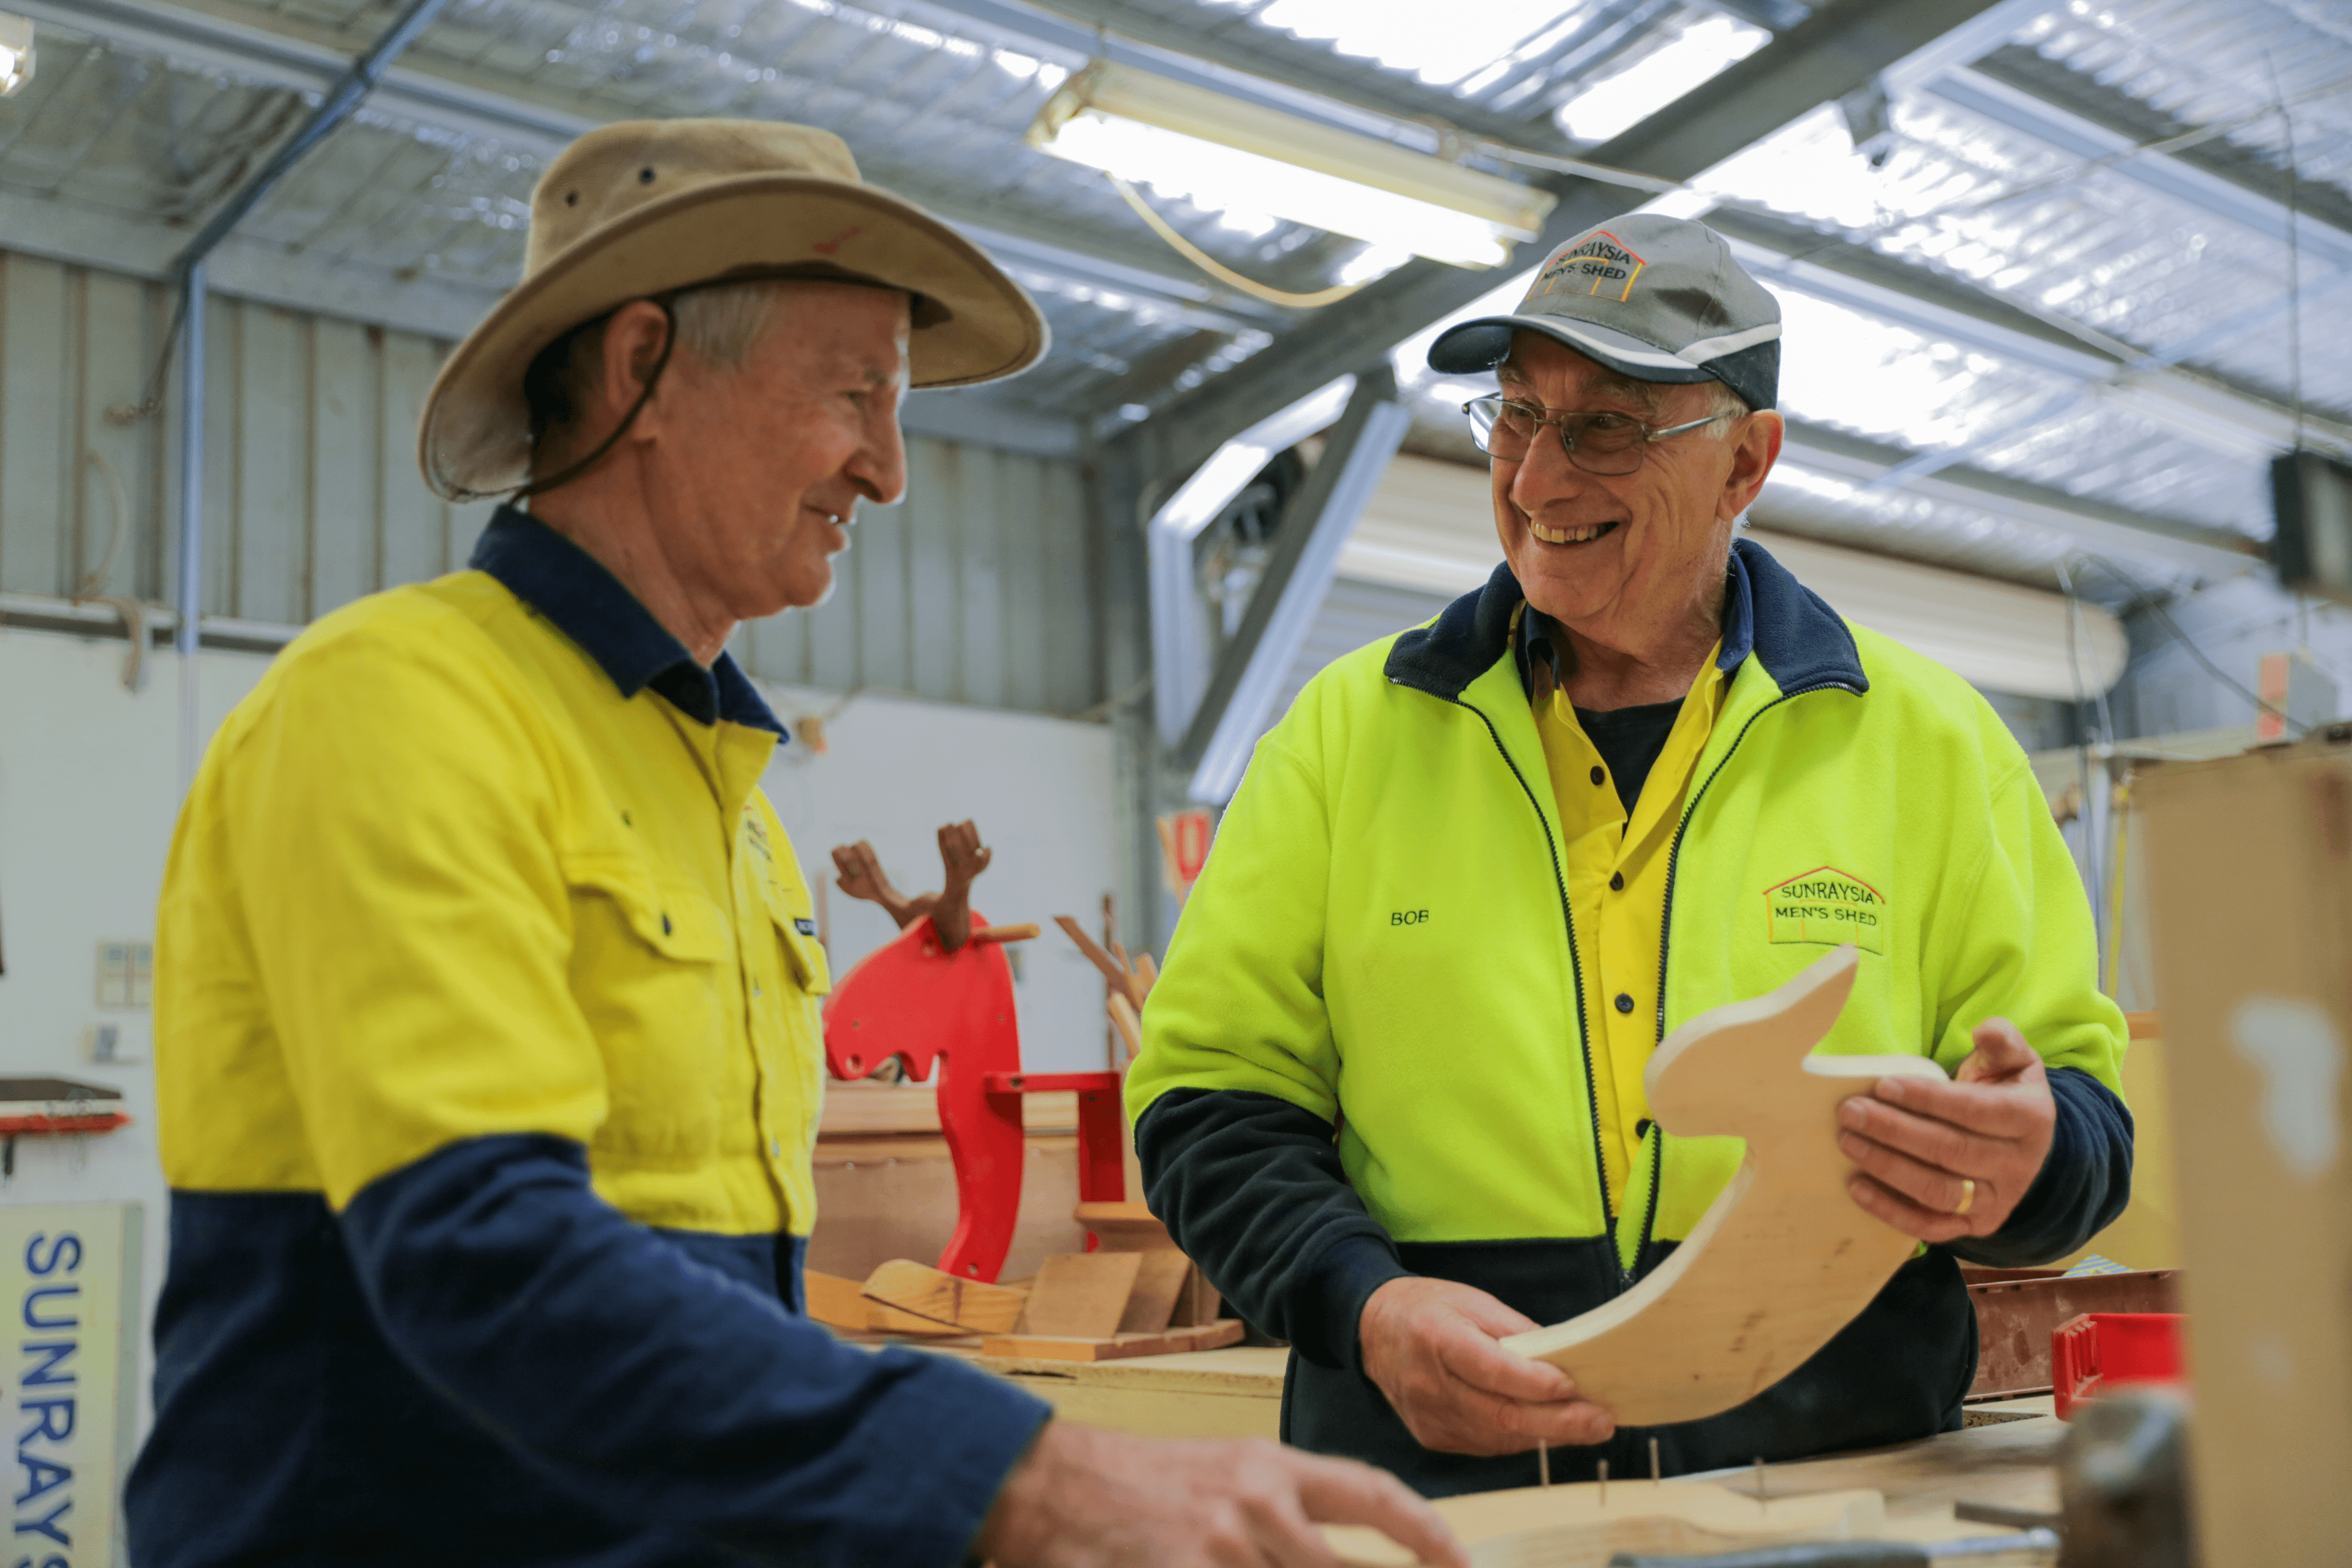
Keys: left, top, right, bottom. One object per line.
{"left": 1837, "top": 1019, "right": 2056, "bottom": 1243}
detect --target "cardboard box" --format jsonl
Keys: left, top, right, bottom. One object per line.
{"left": 2136, "top": 724, "right": 2352, "bottom": 1567}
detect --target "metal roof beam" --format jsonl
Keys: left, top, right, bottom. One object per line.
{"left": 26, "top": 0, "right": 1288, "bottom": 337}
{"left": 1924, "top": 48, "right": 2352, "bottom": 273}
{"left": 1777, "top": 418, "right": 2261, "bottom": 580}
{"left": 1115, "top": 0, "right": 2021, "bottom": 492}
{"left": 1178, "top": 365, "right": 1411, "bottom": 802}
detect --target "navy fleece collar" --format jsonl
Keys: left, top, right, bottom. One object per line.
{"left": 1389, "top": 537, "right": 1863, "bottom": 703}
{"left": 471, "top": 507, "right": 785, "bottom": 736}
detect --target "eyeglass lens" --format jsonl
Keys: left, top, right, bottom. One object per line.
{"left": 1467, "top": 399, "right": 1650, "bottom": 477}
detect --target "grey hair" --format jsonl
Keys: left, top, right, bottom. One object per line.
{"left": 523, "top": 279, "right": 797, "bottom": 470}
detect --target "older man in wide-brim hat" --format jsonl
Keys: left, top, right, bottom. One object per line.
{"left": 128, "top": 119, "right": 1461, "bottom": 1568}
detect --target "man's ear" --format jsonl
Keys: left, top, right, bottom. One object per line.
{"left": 597, "top": 300, "right": 674, "bottom": 444}
{"left": 1718, "top": 410, "right": 1784, "bottom": 523}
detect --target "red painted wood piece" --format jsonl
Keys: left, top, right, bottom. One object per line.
{"left": 823, "top": 915, "right": 1123, "bottom": 1283}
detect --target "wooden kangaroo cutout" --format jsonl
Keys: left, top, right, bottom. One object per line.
{"left": 1504, "top": 945, "right": 1948, "bottom": 1427}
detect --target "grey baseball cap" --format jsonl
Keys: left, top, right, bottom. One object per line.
{"left": 1427, "top": 214, "right": 1781, "bottom": 411}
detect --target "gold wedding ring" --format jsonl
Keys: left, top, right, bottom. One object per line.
{"left": 1953, "top": 1178, "right": 1977, "bottom": 1216}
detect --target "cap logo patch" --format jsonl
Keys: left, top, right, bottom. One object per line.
{"left": 1534, "top": 230, "right": 1646, "bottom": 304}
{"left": 812, "top": 224, "right": 864, "bottom": 256}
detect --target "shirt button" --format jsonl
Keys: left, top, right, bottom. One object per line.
{"left": 1589, "top": 765, "right": 1605, "bottom": 786}
{"left": 1609, "top": 872, "right": 1624, "bottom": 892}
{"left": 1615, "top": 992, "right": 1635, "bottom": 1014}
{"left": 769, "top": 1139, "right": 782, "bottom": 1158}
{"left": 660, "top": 913, "right": 673, "bottom": 935}
{"left": 753, "top": 983, "right": 763, "bottom": 998}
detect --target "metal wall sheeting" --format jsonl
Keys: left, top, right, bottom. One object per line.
{"left": 0, "top": 247, "right": 1104, "bottom": 717}
{"left": 0, "top": 248, "right": 493, "bottom": 617}
{"left": 735, "top": 440, "right": 1102, "bottom": 715}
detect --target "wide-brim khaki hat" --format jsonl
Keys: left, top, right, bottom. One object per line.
{"left": 420, "top": 118, "right": 1049, "bottom": 501}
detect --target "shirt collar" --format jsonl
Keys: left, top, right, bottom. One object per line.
{"left": 469, "top": 507, "right": 785, "bottom": 737}
{"left": 1513, "top": 548, "right": 1758, "bottom": 700}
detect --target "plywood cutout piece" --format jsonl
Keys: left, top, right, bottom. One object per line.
{"left": 1020, "top": 1251, "right": 1144, "bottom": 1339}
{"left": 804, "top": 1269, "right": 968, "bottom": 1337}
{"left": 1118, "top": 1249, "right": 1196, "bottom": 1334}
{"left": 981, "top": 1319, "right": 1247, "bottom": 1363}
{"left": 1504, "top": 946, "right": 1948, "bottom": 1427}
{"left": 1325, "top": 1479, "right": 1886, "bottom": 1568}
{"left": 861, "top": 1258, "right": 1028, "bottom": 1334}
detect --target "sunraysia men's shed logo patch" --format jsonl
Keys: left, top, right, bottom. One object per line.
{"left": 1533, "top": 230, "right": 1646, "bottom": 304}
{"left": 1764, "top": 867, "right": 1886, "bottom": 954}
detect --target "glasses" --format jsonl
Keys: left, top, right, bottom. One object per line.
{"left": 1462, "top": 396, "right": 1722, "bottom": 476}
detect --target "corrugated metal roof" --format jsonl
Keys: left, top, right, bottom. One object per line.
{"left": 4, "top": 0, "right": 2344, "bottom": 593}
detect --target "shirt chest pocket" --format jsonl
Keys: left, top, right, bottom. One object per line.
{"left": 759, "top": 874, "right": 831, "bottom": 998}
{"left": 564, "top": 854, "right": 734, "bottom": 1154}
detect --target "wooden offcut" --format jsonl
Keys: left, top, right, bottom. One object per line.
{"left": 1324, "top": 1480, "right": 1887, "bottom": 1568}
{"left": 804, "top": 1269, "right": 969, "bottom": 1337}
{"left": 1504, "top": 946, "right": 1948, "bottom": 1427}
{"left": 1118, "top": 1249, "right": 1195, "bottom": 1335}
{"left": 861, "top": 1258, "right": 1028, "bottom": 1334}
{"left": 1019, "top": 1251, "right": 1144, "bottom": 1340}
{"left": 981, "top": 1319, "right": 1246, "bottom": 1363}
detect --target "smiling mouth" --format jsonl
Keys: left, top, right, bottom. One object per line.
{"left": 1531, "top": 519, "right": 1621, "bottom": 545}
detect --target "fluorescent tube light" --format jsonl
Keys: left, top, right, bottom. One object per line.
{"left": 1029, "top": 63, "right": 1556, "bottom": 270}
{"left": 0, "top": 14, "right": 33, "bottom": 97}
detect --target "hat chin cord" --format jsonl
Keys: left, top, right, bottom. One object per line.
{"left": 510, "top": 296, "right": 684, "bottom": 505}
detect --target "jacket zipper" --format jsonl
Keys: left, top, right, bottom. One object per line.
{"left": 1452, "top": 696, "right": 1625, "bottom": 1287}
{"left": 1632, "top": 680, "right": 1860, "bottom": 1273}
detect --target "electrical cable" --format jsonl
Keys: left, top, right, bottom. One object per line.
{"left": 1104, "top": 174, "right": 1365, "bottom": 309}
{"left": 2073, "top": 553, "right": 2311, "bottom": 737}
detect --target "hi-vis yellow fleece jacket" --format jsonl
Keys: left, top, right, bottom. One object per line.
{"left": 1127, "top": 540, "right": 2132, "bottom": 1498}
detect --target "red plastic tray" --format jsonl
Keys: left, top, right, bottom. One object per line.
{"left": 2052, "top": 1310, "right": 2183, "bottom": 1420}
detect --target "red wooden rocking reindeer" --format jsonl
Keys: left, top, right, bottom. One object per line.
{"left": 820, "top": 823, "right": 1125, "bottom": 1283}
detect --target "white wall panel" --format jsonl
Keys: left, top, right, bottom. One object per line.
{"left": 1, "top": 249, "right": 1104, "bottom": 719}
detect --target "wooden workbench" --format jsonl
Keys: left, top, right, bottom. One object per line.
{"left": 948, "top": 1336, "right": 2065, "bottom": 1523}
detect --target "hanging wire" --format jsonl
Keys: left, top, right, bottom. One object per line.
{"left": 1104, "top": 173, "right": 1365, "bottom": 309}
{"left": 2073, "top": 554, "right": 2310, "bottom": 737}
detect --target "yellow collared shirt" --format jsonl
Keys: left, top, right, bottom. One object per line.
{"left": 1532, "top": 636, "right": 1729, "bottom": 1210}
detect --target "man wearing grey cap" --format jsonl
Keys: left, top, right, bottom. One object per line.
{"left": 1128, "top": 215, "right": 2134, "bottom": 1494}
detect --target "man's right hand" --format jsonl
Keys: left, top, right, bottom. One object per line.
{"left": 1358, "top": 1277, "right": 1616, "bottom": 1456}
{"left": 976, "top": 1422, "right": 1467, "bottom": 1568}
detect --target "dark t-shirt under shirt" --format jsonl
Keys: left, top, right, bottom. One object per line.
{"left": 1574, "top": 698, "right": 1685, "bottom": 818}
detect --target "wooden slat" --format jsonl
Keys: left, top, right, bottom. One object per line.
{"left": 862, "top": 1258, "right": 1027, "bottom": 1333}
{"left": 818, "top": 1085, "right": 1081, "bottom": 1139}
{"left": 1020, "top": 1251, "right": 1142, "bottom": 1339}
{"left": 979, "top": 1319, "right": 1245, "bottom": 1363}
{"left": 1118, "top": 1250, "right": 1194, "bottom": 1335}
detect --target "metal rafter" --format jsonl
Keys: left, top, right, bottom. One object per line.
{"left": 1114, "top": 0, "right": 2021, "bottom": 490}
{"left": 20, "top": 0, "right": 1293, "bottom": 336}
{"left": 1928, "top": 45, "right": 2352, "bottom": 273}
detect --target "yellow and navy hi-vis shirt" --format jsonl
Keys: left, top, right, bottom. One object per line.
{"left": 126, "top": 509, "right": 1047, "bottom": 1568}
